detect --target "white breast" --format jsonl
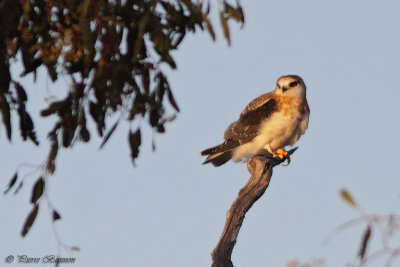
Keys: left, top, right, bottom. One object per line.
{"left": 232, "top": 108, "right": 309, "bottom": 161}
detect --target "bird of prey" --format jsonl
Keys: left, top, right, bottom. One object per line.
{"left": 201, "top": 75, "right": 310, "bottom": 167}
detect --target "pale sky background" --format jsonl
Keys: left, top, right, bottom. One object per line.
{"left": 2, "top": 1, "right": 400, "bottom": 266}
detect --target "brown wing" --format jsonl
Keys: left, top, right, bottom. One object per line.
{"left": 224, "top": 96, "right": 277, "bottom": 142}
{"left": 201, "top": 93, "right": 278, "bottom": 166}
{"left": 240, "top": 92, "right": 273, "bottom": 117}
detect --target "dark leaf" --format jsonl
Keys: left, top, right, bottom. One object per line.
{"left": 4, "top": 172, "right": 18, "bottom": 194}
{"left": 358, "top": 225, "right": 371, "bottom": 260}
{"left": 0, "top": 94, "right": 12, "bottom": 140}
{"left": 128, "top": 129, "right": 141, "bottom": 165}
{"left": 220, "top": 10, "right": 231, "bottom": 46}
{"left": 0, "top": 53, "right": 11, "bottom": 95}
{"left": 78, "top": 110, "right": 90, "bottom": 142}
{"left": 14, "top": 181, "right": 23, "bottom": 195}
{"left": 203, "top": 14, "right": 215, "bottom": 41}
{"left": 142, "top": 68, "right": 150, "bottom": 93}
{"left": 79, "top": 125, "right": 90, "bottom": 143}
{"left": 41, "top": 101, "right": 65, "bottom": 117}
{"left": 149, "top": 108, "right": 161, "bottom": 128}
{"left": 17, "top": 105, "right": 39, "bottom": 145}
{"left": 21, "top": 204, "right": 39, "bottom": 237}
{"left": 62, "top": 118, "right": 77, "bottom": 148}
{"left": 52, "top": 210, "right": 61, "bottom": 221}
{"left": 99, "top": 119, "right": 119, "bottom": 149}
{"left": 30, "top": 177, "right": 45, "bottom": 204}
{"left": 166, "top": 86, "right": 180, "bottom": 112}
{"left": 46, "top": 133, "right": 58, "bottom": 174}
{"left": 89, "top": 101, "right": 105, "bottom": 136}
{"left": 224, "top": 2, "right": 245, "bottom": 25}
{"left": 237, "top": 5, "right": 245, "bottom": 25}
{"left": 20, "top": 44, "right": 41, "bottom": 78}
{"left": 26, "top": 113, "right": 39, "bottom": 145}
{"left": 14, "top": 82, "right": 27, "bottom": 102}
{"left": 163, "top": 53, "right": 177, "bottom": 69}
{"left": 46, "top": 65, "right": 58, "bottom": 81}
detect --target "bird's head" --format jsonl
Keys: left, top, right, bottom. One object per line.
{"left": 275, "top": 75, "right": 306, "bottom": 98}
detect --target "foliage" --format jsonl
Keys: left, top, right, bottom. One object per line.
{"left": 1, "top": 0, "right": 244, "bottom": 238}
{"left": 338, "top": 189, "right": 400, "bottom": 266}
{"left": 287, "top": 190, "right": 400, "bottom": 267}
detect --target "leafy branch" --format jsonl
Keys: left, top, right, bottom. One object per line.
{"left": 326, "top": 189, "right": 400, "bottom": 267}
{"left": 0, "top": 0, "right": 244, "bottom": 244}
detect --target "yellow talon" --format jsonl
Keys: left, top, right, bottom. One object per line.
{"left": 263, "top": 145, "right": 289, "bottom": 159}
{"left": 276, "top": 148, "right": 288, "bottom": 159}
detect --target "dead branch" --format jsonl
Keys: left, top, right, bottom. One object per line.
{"left": 211, "top": 148, "right": 298, "bottom": 267}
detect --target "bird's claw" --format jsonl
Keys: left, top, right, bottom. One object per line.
{"left": 276, "top": 148, "right": 288, "bottom": 159}
{"left": 255, "top": 147, "right": 297, "bottom": 167}
{"left": 267, "top": 148, "right": 294, "bottom": 166}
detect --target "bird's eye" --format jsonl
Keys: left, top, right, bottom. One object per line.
{"left": 289, "top": 81, "right": 299, "bottom": 87}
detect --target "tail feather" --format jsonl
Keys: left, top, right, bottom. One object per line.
{"left": 200, "top": 144, "right": 220, "bottom": 156}
{"left": 203, "top": 151, "right": 232, "bottom": 167}
{"left": 201, "top": 139, "right": 240, "bottom": 156}
{"left": 201, "top": 139, "right": 240, "bottom": 167}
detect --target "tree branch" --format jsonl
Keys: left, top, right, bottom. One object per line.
{"left": 211, "top": 148, "right": 298, "bottom": 267}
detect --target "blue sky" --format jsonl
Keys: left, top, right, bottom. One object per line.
{"left": 1, "top": 1, "right": 400, "bottom": 266}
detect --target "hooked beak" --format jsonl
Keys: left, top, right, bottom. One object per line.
{"left": 282, "top": 86, "right": 288, "bottom": 92}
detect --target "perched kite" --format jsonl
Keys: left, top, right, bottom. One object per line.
{"left": 201, "top": 75, "right": 310, "bottom": 166}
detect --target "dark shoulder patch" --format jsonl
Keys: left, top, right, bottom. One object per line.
{"left": 224, "top": 98, "right": 278, "bottom": 141}
{"left": 239, "top": 98, "right": 277, "bottom": 124}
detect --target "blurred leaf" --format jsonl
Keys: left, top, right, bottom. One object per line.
{"left": 14, "top": 181, "right": 23, "bottom": 195}
{"left": 0, "top": 94, "right": 11, "bottom": 140}
{"left": 99, "top": 119, "right": 119, "bottom": 149}
{"left": 14, "top": 82, "right": 27, "bottom": 102}
{"left": 78, "top": 110, "right": 90, "bottom": 143}
{"left": 220, "top": 11, "right": 231, "bottom": 46}
{"left": 340, "top": 189, "right": 357, "bottom": 207}
{"left": 89, "top": 101, "right": 105, "bottom": 136}
{"left": 30, "top": 177, "right": 44, "bottom": 204}
{"left": 165, "top": 80, "right": 180, "bottom": 112}
{"left": 4, "top": 172, "right": 18, "bottom": 194}
{"left": 203, "top": 14, "right": 215, "bottom": 41}
{"left": 142, "top": 68, "right": 150, "bottom": 93}
{"left": 128, "top": 129, "right": 141, "bottom": 166}
{"left": 358, "top": 225, "right": 371, "bottom": 260}
{"left": 52, "top": 210, "right": 61, "bottom": 221}
{"left": 46, "top": 133, "right": 58, "bottom": 174}
{"left": 41, "top": 101, "right": 66, "bottom": 117}
{"left": 17, "top": 105, "right": 39, "bottom": 145}
{"left": 21, "top": 204, "right": 39, "bottom": 237}
{"left": 224, "top": 2, "right": 245, "bottom": 25}
{"left": 46, "top": 65, "right": 58, "bottom": 82}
